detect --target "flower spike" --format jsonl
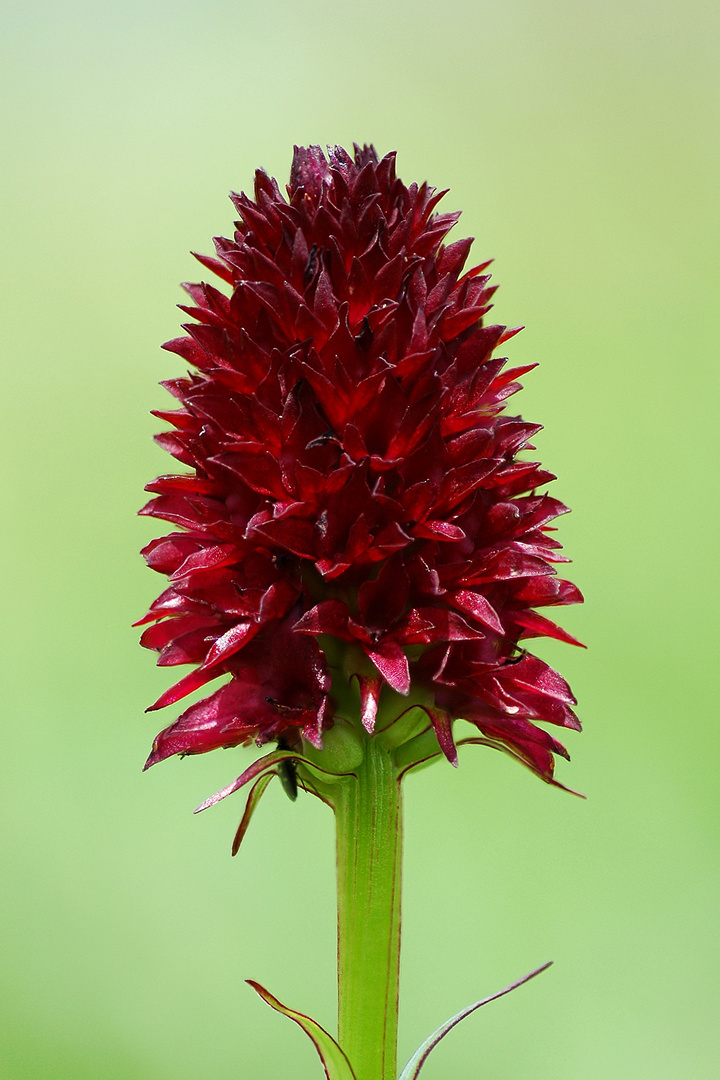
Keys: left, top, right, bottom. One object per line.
{"left": 140, "top": 144, "right": 583, "bottom": 813}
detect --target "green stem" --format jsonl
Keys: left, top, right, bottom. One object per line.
{"left": 334, "top": 734, "right": 402, "bottom": 1080}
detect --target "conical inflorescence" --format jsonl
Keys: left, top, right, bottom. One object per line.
{"left": 138, "top": 144, "right": 583, "bottom": 790}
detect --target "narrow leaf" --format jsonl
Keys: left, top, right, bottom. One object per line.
{"left": 194, "top": 748, "right": 357, "bottom": 813}
{"left": 247, "top": 980, "right": 357, "bottom": 1080}
{"left": 457, "top": 737, "right": 586, "bottom": 797}
{"left": 231, "top": 771, "right": 276, "bottom": 856}
{"left": 398, "top": 962, "right": 553, "bottom": 1080}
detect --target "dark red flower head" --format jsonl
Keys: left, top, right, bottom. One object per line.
{"left": 138, "top": 144, "right": 582, "bottom": 790}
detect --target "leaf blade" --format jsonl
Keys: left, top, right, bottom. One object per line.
{"left": 194, "top": 748, "right": 357, "bottom": 813}
{"left": 247, "top": 980, "right": 357, "bottom": 1080}
{"left": 231, "top": 771, "right": 276, "bottom": 856}
{"left": 398, "top": 962, "right": 553, "bottom": 1080}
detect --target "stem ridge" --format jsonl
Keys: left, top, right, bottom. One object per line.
{"left": 335, "top": 737, "right": 403, "bottom": 1080}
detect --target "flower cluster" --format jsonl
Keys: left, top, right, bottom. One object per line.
{"left": 138, "top": 144, "right": 582, "bottom": 788}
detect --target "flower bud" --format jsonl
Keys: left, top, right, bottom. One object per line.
{"left": 301, "top": 718, "right": 365, "bottom": 782}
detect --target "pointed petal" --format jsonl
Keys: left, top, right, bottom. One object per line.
{"left": 511, "top": 609, "right": 586, "bottom": 648}
{"left": 411, "top": 520, "right": 466, "bottom": 541}
{"left": 200, "top": 621, "right": 257, "bottom": 669}
{"left": 366, "top": 643, "right": 410, "bottom": 695}
{"left": 351, "top": 673, "right": 384, "bottom": 733}
{"left": 425, "top": 707, "right": 458, "bottom": 766}
{"left": 395, "top": 607, "right": 483, "bottom": 645}
{"left": 146, "top": 664, "right": 220, "bottom": 712}
{"left": 449, "top": 590, "right": 504, "bottom": 634}
{"left": 293, "top": 600, "right": 352, "bottom": 638}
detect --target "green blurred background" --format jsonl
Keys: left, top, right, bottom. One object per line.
{"left": 2, "top": 0, "right": 718, "bottom": 1076}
